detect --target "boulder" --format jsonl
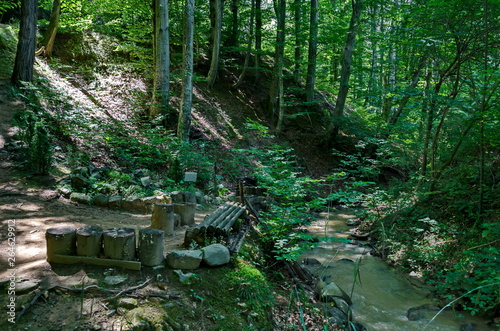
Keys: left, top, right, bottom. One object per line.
{"left": 140, "top": 176, "right": 151, "bottom": 187}
{"left": 58, "top": 187, "right": 72, "bottom": 198}
{"left": 316, "top": 279, "right": 352, "bottom": 305}
{"left": 166, "top": 250, "right": 203, "bottom": 269}
{"left": 122, "top": 197, "right": 147, "bottom": 212}
{"left": 108, "top": 196, "right": 122, "bottom": 209}
{"left": 327, "top": 306, "right": 348, "bottom": 326}
{"left": 70, "top": 174, "right": 89, "bottom": 190}
{"left": 70, "top": 192, "right": 92, "bottom": 204}
{"left": 93, "top": 194, "right": 109, "bottom": 207}
{"left": 202, "top": 244, "right": 230, "bottom": 267}
{"left": 332, "top": 297, "right": 352, "bottom": 319}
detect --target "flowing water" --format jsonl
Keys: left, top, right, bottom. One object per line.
{"left": 300, "top": 210, "right": 494, "bottom": 331}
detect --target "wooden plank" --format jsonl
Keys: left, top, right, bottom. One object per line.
{"left": 51, "top": 254, "right": 141, "bottom": 270}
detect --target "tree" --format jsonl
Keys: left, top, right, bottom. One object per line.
{"left": 150, "top": 0, "right": 170, "bottom": 122}
{"left": 207, "top": 0, "right": 222, "bottom": 88}
{"left": 305, "top": 0, "right": 318, "bottom": 102}
{"left": 330, "top": 0, "right": 362, "bottom": 142}
{"left": 177, "top": 0, "right": 195, "bottom": 141}
{"left": 233, "top": 0, "right": 255, "bottom": 89}
{"left": 12, "top": 0, "right": 38, "bottom": 86}
{"left": 293, "top": 0, "right": 302, "bottom": 84}
{"left": 41, "top": 0, "right": 61, "bottom": 58}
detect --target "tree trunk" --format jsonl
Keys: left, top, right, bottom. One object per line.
{"left": 151, "top": 203, "right": 175, "bottom": 236}
{"left": 330, "top": 0, "right": 363, "bottom": 142}
{"left": 227, "top": 0, "right": 239, "bottom": 47}
{"left": 103, "top": 228, "right": 136, "bottom": 261}
{"left": 305, "top": 0, "right": 318, "bottom": 103}
{"left": 177, "top": 0, "right": 195, "bottom": 141}
{"left": 254, "top": 0, "right": 262, "bottom": 81}
{"left": 150, "top": 0, "right": 170, "bottom": 121}
{"left": 293, "top": 0, "right": 301, "bottom": 84}
{"left": 12, "top": 0, "right": 38, "bottom": 86}
{"left": 268, "top": 0, "right": 286, "bottom": 126}
{"left": 42, "top": 0, "right": 60, "bottom": 58}
{"left": 76, "top": 225, "right": 103, "bottom": 257}
{"left": 207, "top": 0, "right": 222, "bottom": 88}
{"left": 45, "top": 226, "right": 76, "bottom": 262}
{"left": 233, "top": 0, "right": 255, "bottom": 89}
{"left": 138, "top": 228, "right": 165, "bottom": 266}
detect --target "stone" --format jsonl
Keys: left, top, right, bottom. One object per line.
{"left": 118, "top": 298, "right": 138, "bottom": 309}
{"left": 57, "top": 187, "right": 72, "bottom": 198}
{"left": 122, "top": 197, "right": 146, "bottom": 211}
{"left": 195, "top": 191, "right": 205, "bottom": 204}
{"left": 15, "top": 280, "right": 40, "bottom": 294}
{"left": 104, "top": 275, "right": 128, "bottom": 286}
{"left": 202, "top": 244, "right": 230, "bottom": 267}
{"left": 140, "top": 176, "right": 151, "bottom": 187}
{"left": 166, "top": 250, "right": 203, "bottom": 269}
{"left": 316, "top": 279, "right": 352, "bottom": 305}
{"left": 327, "top": 307, "right": 348, "bottom": 326}
{"left": 171, "top": 191, "right": 184, "bottom": 203}
{"left": 93, "top": 194, "right": 109, "bottom": 207}
{"left": 332, "top": 297, "right": 352, "bottom": 320}
{"left": 70, "top": 192, "right": 92, "bottom": 204}
{"left": 108, "top": 196, "right": 122, "bottom": 209}
{"left": 70, "top": 174, "right": 89, "bottom": 190}
{"left": 173, "top": 269, "right": 196, "bottom": 283}
{"left": 302, "top": 257, "right": 322, "bottom": 266}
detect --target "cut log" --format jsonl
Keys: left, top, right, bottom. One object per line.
{"left": 46, "top": 226, "right": 77, "bottom": 262}
{"left": 174, "top": 202, "right": 196, "bottom": 226}
{"left": 50, "top": 254, "right": 141, "bottom": 270}
{"left": 76, "top": 225, "right": 103, "bottom": 257}
{"left": 138, "top": 228, "right": 165, "bottom": 266}
{"left": 151, "top": 203, "right": 175, "bottom": 236}
{"left": 103, "top": 228, "right": 136, "bottom": 260}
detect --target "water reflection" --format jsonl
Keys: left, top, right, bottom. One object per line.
{"left": 300, "top": 210, "right": 492, "bottom": 331}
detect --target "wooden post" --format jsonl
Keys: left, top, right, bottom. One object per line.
{"left": 76, "top": 225, "right": 103, "bottom": 257}
{"left": 103, "top": 228, "right": 136, "bottom": 260}
{"left": 151, "top": 203, "right": 175, "bottom": 236}
{"left": 174, "top": 202, "right": 196, "bottom": 226}
{"left": 138, "top": 228, "right": 165, "bottom": 266}
{"left": 46, "top": 226, "right": 77, "bottom": 262}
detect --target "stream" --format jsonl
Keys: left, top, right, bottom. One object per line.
{"left": 299, "top": 210, "right": 494, "bottom": 331}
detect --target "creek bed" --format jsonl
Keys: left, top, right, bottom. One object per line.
{"left": 300, "top": 210, "right": 493, "bottom": 331}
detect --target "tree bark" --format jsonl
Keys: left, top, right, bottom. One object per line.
{"left": 254, "top": 0, "right": 262, "bottom": 81}
{"left": 150, "top": 0, "right": 170, "bottom": 121}
{"left": 42, "top": 0, "right": 60, "bottom": 58}
{"left": 305, "top": 0, "right": 318, "bottom": 102}
{"left": 207, "top": 0, "right": 222, "bottom": 88}
{"left": 330, "top": 0, "right": 363, "bottom": 142}
{"left": 177, "top": 0, "right": 195, "bottom": 141}
{"left": 233, "top": 0, "right": 255, "bottom": 89}
{"left": 293, "top": 0, "right": 302, "bottom": 84}
{"left": 227, "top": 0, "right": 239, "bottom": 47}
{"left": 12, "top": 0, "right": 38, "bottom": 86}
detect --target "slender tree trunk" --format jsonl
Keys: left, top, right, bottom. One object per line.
{"left": 305, "top": 0, "right": 318, "bottom": 103}
{"left": 268, "top": 0, "right": 286, "bottom": 125}
{"left": 12, "top": 0, "right": 38, "bottom": 86}
{"left": 42, "top": 0, "right": 60, "bottom": 58}
{"left": 233, "top": 0, "right": 255, "bottom": 89}
{"left": 293, "top": 0, "right": 301, "bottom": 84}
{"left": 254, "top": 0, "right": 262, "bottom": 81}
{"left": 419, "top": 69, "right": 432, "bottom": 179}
{"left": 207, "top": 0, "right": 222, "bottom": 88}
{"left": 330, "top": 0, "right": 363, "bottom": 142}
{"left": 150, "top": 0, "right": 170, "bottom": 121}
{"left": 177, "top": 0, "right": 195, "bottom": 141}
{"left": 227, "top": 0, "right": 239, "bottom": 47}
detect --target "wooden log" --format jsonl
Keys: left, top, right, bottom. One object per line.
{"left": 50, "top": 254, "right": 141, "bottom": 270}
{"left": 174, "top": 202, "right": 196, "bottom": 226}
{"left": 103, "top": 228, "right": 136, "bottom": 260}
{"left": 46, "top": 226, "right": 77, "bottom": 263}
{"left": 196, "top": 203, "right": 230, "bottom": 232}
{"left": 220, "top": 206, "right": 246, "bottom": 234}
{"left": 138, "top": 228, "right": 165, "bottom": 266}
{"left": 76, "top": 225, "right": 103, "bottom": 257}
{"left": 151, "top": 203, "right": 175, "bottom": 236}
{"left": 215, "top": 205, "right": 244, "bottom": 236}
{"left": 207, "top": 203, "right": 239, "bottom": 233}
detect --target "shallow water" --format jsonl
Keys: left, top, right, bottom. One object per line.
{"left": 300, "top": 210, "right": 493, "bottom": 331}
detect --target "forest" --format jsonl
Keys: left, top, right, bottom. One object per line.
{"left": 0, "top": 0, "right": 499, "bottom": 329}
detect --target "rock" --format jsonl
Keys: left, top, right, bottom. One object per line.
{"left": 57, "top": 187, "right": 72, "bottom": 198}
{"left": 406, "top": 304, "right": 440, "bottom": 321}
{"left": 93, "top": 194, "right": 109, "bottom": 207}
{"left": 70, "top": 174, "right": 89, "bottom": 190}
{"left": 70, "top": 192, "right": 92, "bottom": 204}
{"left": 346, "top": 322, "right": 367, "bottom": 331}
{"left": 316, "top": 279, "right": 352, "bottom": 305}
{"left": 171, "top": 191, "right": 184, "bottom": 203}
{"left": 108, "top": 196, "right": 123, "bottom": 209}
{"left": 15, "top": 280, "right": 40, "bottom": 294}
{"left": 332, "top": 297, "right": 352, "bottom": 319}
{"left": 202, "top": 244, "right": 230, "bottom": 267}
{"left": 195, "top": 191, "right": 205, "bottom": 204}
{"left": 460, "top": 323, "right": 477, "bottom": 331}
{"left": 183, "top": 191, "right": 197, "bottom": 203}
{"left": 173, "top": 213, "right": 181, "bottom": 227}
{"left": 173, "top": 269, "right": 196, "bottom": 283}
{"left": 140, "top": 176, "right": 151, "bottom": 187}
{"left": 302, "top": 257, "right": 322, "bottom": 266}
{"left": 122, "top": 197, "right": 146, "bottom": 211}
{"left": 166, "top": 250, "right": 203, "bottom": 269}
{"left": 327, "top": 307, "right": 348, "bottom": 326}
{"left": 104, "top": 275, "right": 128, "bottom": 286}
{"left": 118, "top": 298, "right": 138, "bottom": 309}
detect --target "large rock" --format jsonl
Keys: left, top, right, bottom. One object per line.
{"left": 166, "top": 250, "right": 203, "bottom": 269}
{"left": 202, "top": 244, "right": 230, "bottom": 267}
{"left": 108, "top": 196, "right": 122, "bottom": 209}
{"left": 70, "top": 192, "right": 92, "bottom": 204}
{"left": 316, "top": 278, "right": 352, "bottom": 305}
{"left": 70, "top": 174, "right": 89, "bottom": 190}
{"left": 93, "top": 194, "right": 109, "bottom": 207}
{"left": 122, "top": 197, "right": 147, "bottom": 212}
